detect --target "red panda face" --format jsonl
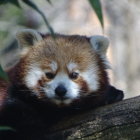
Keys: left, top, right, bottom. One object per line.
{"left": 3, "top": 29, "right": 109, "bottom": 106}
{"left": 24, "top": 60, "right": 99, "bottom": 105}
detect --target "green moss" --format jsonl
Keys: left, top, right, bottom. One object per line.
{"left": 82, "top": 123, "right": 140, "bottom": 140}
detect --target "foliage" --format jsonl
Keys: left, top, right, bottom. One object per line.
{"left": 88, "top": 0, "right": 104, "bottom": 28}
{"left": 0, "top": 0, "right": 20, "bottom": 7}
{"left": 0, "top": 65, "right": 8, "bottom": 81}
{"left": 22, "top": 0, "right": 54, "bottom": 35}
{"left": 0, "top": 0, "right": 53, "bottom": 34}
{"left": 0, "top": 126, "right": 14, "bottom": 131}
{"left": 0, "top": 0, "right": 103, "bottom": 32}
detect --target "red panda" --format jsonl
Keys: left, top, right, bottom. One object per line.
{"left": 0, "top": 78, "right": 8, "bottom": 110}
{"left": 0, "top": 29, "right": 124, "bottom": 140}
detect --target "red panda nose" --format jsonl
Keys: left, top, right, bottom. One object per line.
{"left": 55, "top": 85, "right": 67, "bottom": 97}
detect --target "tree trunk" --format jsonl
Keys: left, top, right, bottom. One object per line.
{"left": 46, "top": 96, "right": 140, "bottom": 140}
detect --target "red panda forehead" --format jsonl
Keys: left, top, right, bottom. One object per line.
{"left": 38, "top": 52, "right": 95, "bottom": 73}
{"left": 25, "top": 36, "right": 98, "bottom": 72}
{"left": 41, "top": 35, "right": 92, "bottom": 51}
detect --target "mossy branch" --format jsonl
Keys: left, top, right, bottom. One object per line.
{"left": 46, "top": 96, "right": 140, "bottom": 140}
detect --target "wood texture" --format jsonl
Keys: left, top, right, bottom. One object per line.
{"left": 46, "top": 96, "right": 140, "bottom": 140}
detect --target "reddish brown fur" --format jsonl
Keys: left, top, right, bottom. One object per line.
{"left": 76, "top": 77, "right": 89, "bottom": 95}
{"left": 7, "top": 34, "right": 109, "bottom": 100}
{"left": 0, "top": 33, "right": 124, "bottom": 140}
{"left": 0, "top": 78, "right": 8, "bottom": 109}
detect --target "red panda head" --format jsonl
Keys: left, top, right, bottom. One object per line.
{"left": 1, "top": 29, "right": 110, "bottom": 106}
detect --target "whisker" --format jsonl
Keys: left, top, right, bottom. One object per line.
{"left": 86, "top": 94, "right": 102, "bottom": 97}
{"left": 18, "top": 89, "right": 31, "bottom": 92}
{"left": 19, "top": 89, "right": 45, "bottom": 93}
{"left": 79, "top": 90, "right": 102, "bottom": 97}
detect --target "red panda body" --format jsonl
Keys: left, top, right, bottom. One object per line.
{"left": 0, "top": 30, "right": 124, "bottom": 140}
{"left": 0, "top": 78, "right": 8, "bottom": 110}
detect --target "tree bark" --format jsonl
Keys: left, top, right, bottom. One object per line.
{"left": 46, "top": 96, "right": 140, "bottom": 140}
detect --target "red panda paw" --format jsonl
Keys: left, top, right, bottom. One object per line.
{"left": 105, "top": 85, "right": 124, "bottom": 104}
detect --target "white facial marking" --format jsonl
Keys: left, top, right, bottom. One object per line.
{"left": 63, "top": 99, "right": 73, "bottom": 104}
{"left": 50, "top": 61, "right": 57, "bottom": 72}
{"left": 25, "top": 66, "right": 44, "bottom": 88}
{"left": 67, "top": 62, "right": 77, "bottom": 72}
{"left": 43, "top": 73, "right": 79, "bottom": 104}
{"left": 100, "top": 55, "right": 111, "bottom": 69}
{"left": 52, "top": 99, "right": 61, "bottom": 105}
{"left": 52, "top": 99, "right": 72, "bottom": 105}
{"left": 81, "top": 65, "right": 99, "bottom": 92}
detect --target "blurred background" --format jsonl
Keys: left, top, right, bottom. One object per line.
{"left": 0, "top": 0, "right": 140, "bottom": 98}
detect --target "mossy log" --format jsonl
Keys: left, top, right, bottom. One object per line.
{"left": 46, "top": 96, "right": 140, "bottom": 140}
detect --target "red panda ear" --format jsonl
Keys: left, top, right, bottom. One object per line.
{"left": 0, "top": 29, "right": 43, "bottom": 72}
{"left": 0, "top": 40, "right": 20, "bottom": 72}
{"left": 89, "top": 35, "right": 109, "bottom": 56}
{"left": 16, "top": 29, "right": 43, "bottom": 48}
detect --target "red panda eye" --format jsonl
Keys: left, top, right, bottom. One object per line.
{"left": 45, "top": 72, "right": 55, "bottom": 79}
{"left": 69, "top": 72, "right": 79, "bottom": 80}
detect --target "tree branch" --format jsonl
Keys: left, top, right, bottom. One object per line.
{"left": 46, "top": 96, "right": 140, "bottom": 140}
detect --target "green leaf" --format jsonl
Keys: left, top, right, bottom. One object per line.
{"left": 0, "top": 65, "right": 8, "bottom": 81}
{"left": 22, "top": 0, "right": 54, "bottom": 36}
{"left": 88, "top": 0, "right": 104, "bottom": 28}
{"left": 46, "top": 0, "right": 52, "bottom": 5}
{"left": 0, "top": 0, "right": 20, "bottom": 7}
{"left": 0, "top": 0, "right": 7, "bottom": 5}
{"left": 0, "top": 126, "right": 15, "bottom": 131}
{"left": 9, "top": 0, "right": 20, "bottom": 7}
